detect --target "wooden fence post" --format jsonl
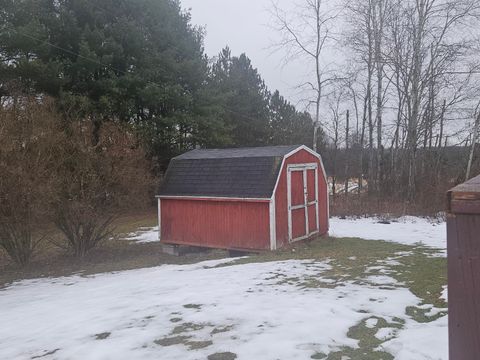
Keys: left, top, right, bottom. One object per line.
{"left": 446, "top": 174, "right": 480, "bottom": 360}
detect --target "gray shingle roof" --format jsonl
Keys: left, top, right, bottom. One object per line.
{"left": 158, "top": 145, "right": 303, "bottom": 198}
{"left": 173, "top": 145, "right": 301, "bottom": 160}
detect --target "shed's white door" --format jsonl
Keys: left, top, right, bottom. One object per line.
{"left": 287, "top": 163, "right": 319, "bottom": 242}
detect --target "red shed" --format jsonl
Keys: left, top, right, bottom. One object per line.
{"left": 156, "top": 145, "right": 329, "bottom": 251}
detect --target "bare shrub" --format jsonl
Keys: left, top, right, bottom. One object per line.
{"left": 53, "top": 204, "right": 115, "bottom": 257}
{"left": 0, "top": 97, "right": 64, "bottom": 265}
{"left": 330, "top": 192, "right": 449, "bottom": 218}
{"left": 52, "top": 121, "right": 153, "bottom": 257}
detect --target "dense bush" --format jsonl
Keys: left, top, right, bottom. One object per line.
{"left": 0, "top": 97, "right": 64, "bottom": 265}
{"left": 52, "top": 121, "right": 154, "bottom": 257}
{"left": 0, "top": 96, "right": 155, "bottom": 264}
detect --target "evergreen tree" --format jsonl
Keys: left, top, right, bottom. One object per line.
{"left": 209, "top": 48, "right": 271, "bottom": 146}
{"left": 1, "top": 2, "right": 319, "bottom": 163}
{"left": 0, "top": 0, "right": 211, "bottom": 156}
{"left": 268, "top": 90, "right": 315, "bottom": 146}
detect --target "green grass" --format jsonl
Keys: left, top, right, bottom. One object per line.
{"left": 218, "top": 236, "right": 446, "bottom": 306}
{"left": 111, "top": 211, "right": 158, "bottom": 238}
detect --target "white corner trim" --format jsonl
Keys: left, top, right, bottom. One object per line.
{"left": 269, "top": 198, "right": 277, "bottom": 250}
{"left": 315, "top": 164, "right": 320, "bottom": 232}
{"left": 287, "top": 167, "right": 293, "bottom": 242}
{"left": 157, "top": 198, "right": 162, "bottom": 241}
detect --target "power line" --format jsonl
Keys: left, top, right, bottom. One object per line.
{"left": 15, "top": 31, "right": 114, "bottom": 72}
{"left": 9, "top": 28, "right": 264, "bottom": 124}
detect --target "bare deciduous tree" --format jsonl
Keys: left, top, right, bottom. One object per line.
{"left": 342, "top": 0, "right": 480, "bottom": 204}
{"left": 466, "top": 102, "right": 480, "bottom": 180}
{"left": 270, "top": 0, "right": 341, "bottom": 151}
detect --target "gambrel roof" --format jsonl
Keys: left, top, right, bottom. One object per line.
{"left": 158, "top": 145, "right": 306, "bottom": 199}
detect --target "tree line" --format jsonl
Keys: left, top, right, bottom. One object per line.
{"left": 0, "top": 0, "right": 320, "bottom": 265}
{"left": 2, "top": 0, "right": 480, "bottom": 265}
{"left": 271, "top": 0, "right": 480, "bottom": 210}
{"left": 0, "top": 0, "right": 317, "bottom": 167}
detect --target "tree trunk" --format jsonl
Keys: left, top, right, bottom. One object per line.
{"left": 438, "top": 99, "right": 446, "bottom": 148}
{"left": 466, "top": 111, "right": 480, "bottom": 180}
{"left": 406, "top": 0, "right": 427, "bottom": 201}
{"left": 367, "top": 0, "right": 375, "bottom": 195}
{"left": 345, "top": 110, "right": 350, "bottom": 196}
{"left": 358, "top": 93, "right": 368, "bottom": 195}
{"left": 374, "top": 0, "right": 384, "bottom": 194}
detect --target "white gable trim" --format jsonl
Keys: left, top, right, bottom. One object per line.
{"left": 271, "top": 145, "right": 328, "bottom": 198}
{"left": 270, "top": 145, "right": 329, "bottom": 231}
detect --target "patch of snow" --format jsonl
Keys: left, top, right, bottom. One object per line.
{"left": 417, "top": 303, "right": 433, "bottom": 310}
{"left": 394, "top": 251, "right": 414, "bottom": 257}
{"left": 375, "top": 327, "right": 396, "bottom": 341}
{"left": 364, "top": 275, "right": 400, "bottom": 286}
{"left": 124, "top": 226, "right": 159, "bottom": 243}
{"left": 329, "top": 217, "right": 446, "bottom": 251}
{"left": 441, "top": 285, "right": 448, "bottom": 303}
{"left": 382, "top": 258, "right": 402, "bottom": 266}
{"left": 382, "top": 315, "right": 448, "bottom": 360}
{"left": 427, "top": 250, "right": 447, "bottom": 258}
{"left": 365, "top": 318, "right": 378, "bottom": 328}
{"left": 0, "top": 258, "right": 446, "bottom": 360}
{"left": 366, "top": 265, "right": 385, "bottom": 272}
{"left": 425, "top": 307, "right": 447, "bottom": 317}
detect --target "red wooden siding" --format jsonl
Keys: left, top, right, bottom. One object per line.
{"left": 291, "top": 171, "right": 304, "bottom": 205}
{"left": 274, "top": 149, "right": 329, "bottom": 248}
{"left": 292, "top": 208, "right": 306, "bottom": 239}
{"left": 307, "top": 169, "right": 316, "bottom": 202}
{"left": 161, "top": 198, "right": 271, "bottom": 251}
{"left": 308, "top": 205, "right": 317, "bottom": 233}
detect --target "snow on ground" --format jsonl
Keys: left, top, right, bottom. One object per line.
{"left": 441, "top": 285, "right": 448, "bottom": 303}
{"left": 124, "top": 227, "right": 159, "bottom": 243}
{"left": 0, "top": 258, "right": 447, "bottom": 360}
{"left": 365, "top": 318, "right": 378, "bottom": 328}
{"left": 330, "top": 216, "right": 446, "bottom": 250}
{"left": 0, "top": 217, "right": 448, "bottom": 359}
{"left": 382, "top": 315, "right": 448, "bottom": 360}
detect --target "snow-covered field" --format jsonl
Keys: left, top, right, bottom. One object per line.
{"left": 330, "top": 216, "right": 446, "bottom": 250}
{"left": 0, "top": 217, "right": 448, "bottom": 360}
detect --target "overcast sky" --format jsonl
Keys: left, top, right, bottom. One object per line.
{"left": 180, "top": 0, "right": 475, "bottom": 144}
{"left": 181, "top": 0, "right": 306, "bottom": 105}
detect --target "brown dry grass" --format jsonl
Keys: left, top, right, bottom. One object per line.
{"left": 0, "top": 208, "right": 227, "bottom": 287}
{"left": 330, "top": 194, "right": 446, "bottom": 218}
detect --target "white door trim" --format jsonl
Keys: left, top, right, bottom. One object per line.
{"left": 287, "top": 163, "right": 319, "bottom": 243}
{"left": 302, "top": 167, "right": 309, "bottom": 237}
